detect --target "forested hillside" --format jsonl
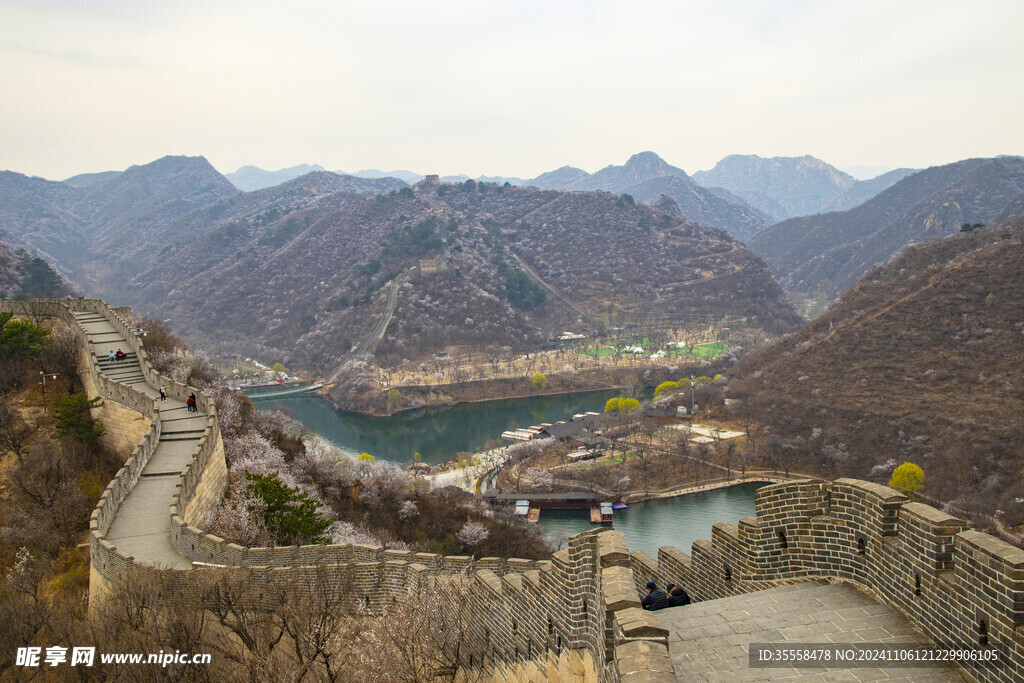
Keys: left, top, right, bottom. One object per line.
{"left": 0, "top": 242, "right": 70, "bottom": 299}
{"left": 748, "top": 156, "right": 1024, "bottom": 299}
{"left": 729, "top": 221, "right": 1024, "bottom": 523}
{"left": 127, "top": 180, "right": 800, "bottom": 372}
{"left": 0, "top": 157, "right": 800, "bottom": 376}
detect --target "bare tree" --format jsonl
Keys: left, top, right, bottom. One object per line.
{"left": 0, "top": 402, "right": 37, "bottom": 465}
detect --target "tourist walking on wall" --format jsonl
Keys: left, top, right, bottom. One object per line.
{"left": 159, "top": 385, "right": 166, "bottom": 401}
{"left": 186, "top": 393, "right": 197, "bottom": 412}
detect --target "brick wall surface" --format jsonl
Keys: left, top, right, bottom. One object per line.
{"left": 643, "top": 478, "right": 1024, "bottom": 683}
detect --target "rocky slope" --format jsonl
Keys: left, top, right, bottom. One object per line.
{"left": 748, "top": 157, "right": 1024, "bottom": 299}
{"left": 693, "top": 154, "right": 857, "bottom": 220}
{"left": 729, "top": 221, "right": 1024, "bottom": 522}
{"left": 820, "top": 168, "right": 918, "bottom": 213}
{"left": 625, "top": 175, "right": 772, "bottom": 242}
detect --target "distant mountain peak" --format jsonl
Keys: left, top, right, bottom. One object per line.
{"left": 622, "top": 151, "right": 685, "bottom": 177}
{"left": 693, "top": 154, "right": 856, "bottom": 220}
{"left": 225, "top": 163, "right": 329, "bottom": 192}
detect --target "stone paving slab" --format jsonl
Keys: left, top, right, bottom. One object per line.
{"left": 654, "top": 581, "right": 964, "bottom": 681}
{"left": 105, "top": 476, "right": 190, "bottom": 569}
{"left": 143, "top": 440, "right": 200, "bottom": 475}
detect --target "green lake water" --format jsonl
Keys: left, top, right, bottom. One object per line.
{"left": 254, "top": 393, "right": 765, "bottom": 554}
{"left": 536, "top": 482, "right": 766, "bottom": 558}
{"left": 253, "top": 391, "right": 618, "bottom": 464}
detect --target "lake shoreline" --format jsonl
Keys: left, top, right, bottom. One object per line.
{"left": 324, "top": 363, "right": 718, "bottom": 417}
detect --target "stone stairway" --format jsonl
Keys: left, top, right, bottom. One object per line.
{"left": 73, "top": 311, "right": 196, "bottom": 569}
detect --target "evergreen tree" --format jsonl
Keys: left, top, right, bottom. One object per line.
{"left": 245, "top": 471, "right": 332, "bottom": 545}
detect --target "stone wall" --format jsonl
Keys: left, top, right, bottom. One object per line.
{"left": 639, "top": 478, "right": 1024, "bottom": 683}
{"left": 78, "top": 352, "right": 153, "bottom": 457}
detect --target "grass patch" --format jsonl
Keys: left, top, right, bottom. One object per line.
{"left": 666, "top": 341, "right": 727, "bottom": 358}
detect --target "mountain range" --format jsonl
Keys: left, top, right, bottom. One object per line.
{"left": 0, "top": 155, "right": 800, "bottom": 375}
{"left": 221, "top": 152, "right": 921, "bottom": 242}
{"left": 748, "top": 156, "right": 1024, "bottom": 299}
{"left": 691, "top": 154, "right": 916, "bottom": 221}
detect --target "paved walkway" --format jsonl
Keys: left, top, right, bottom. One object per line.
{"left": 74, "top": 311, "right": 198, "bottom": 569}
{"left": 655, "top": 580, "right": 963, "bottom": 681}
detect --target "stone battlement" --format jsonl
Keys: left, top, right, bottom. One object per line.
{"left": 632, "top": 478, "right": 1024, "bottom": 681}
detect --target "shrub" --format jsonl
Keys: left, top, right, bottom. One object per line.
{"left": 654, "top": 380, "right": 679, "bottom": 398}
{"left": 889, "top": 462, "right": 924, "bottom": 500}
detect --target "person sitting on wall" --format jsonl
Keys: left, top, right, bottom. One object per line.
{"left": 115, "top": 349, "right": 127, "bottom": 361}
{"left": 641, "top": 581, "right": 669, "bottom": 611}
{"left": 107, "top": 350, "right": 116, "bottom": 361}
{"left": 667, "top": 584, "right": 691, "bottom": 607}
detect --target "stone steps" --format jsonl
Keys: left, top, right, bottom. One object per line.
{"left": 78, "top": 308, "right": 197, "bottom": 570}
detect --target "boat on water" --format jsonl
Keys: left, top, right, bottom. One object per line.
{"left": 612, "top": 503, "right": 628, "bottom": 510}
{"left": 590, "top": 502, "right": 614, "bottom": 524}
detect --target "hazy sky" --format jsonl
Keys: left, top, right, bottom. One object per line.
{"left": 2, "top": 0, "right": 1022, "bottom": 181}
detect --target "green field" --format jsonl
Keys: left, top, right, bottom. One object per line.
{"left": 578, "top": 341, "right": 726, "bottom": 359}
{"left": 579, "top": 346, "right": 618, "bottom": 358}
{"left": 666, "top": 341, "right": 727, "bottom": 358}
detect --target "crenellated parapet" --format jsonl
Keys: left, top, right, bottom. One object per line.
{"left": 640, "top": 478, "right": 1024, "bottom": 682}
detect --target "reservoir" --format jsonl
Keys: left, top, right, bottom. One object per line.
{"left": 254, "top": 394, "right": 765, "bottom": 556}
{"left": 253, "top": 391, "right": 618, "bottom": 464}
{"left": 536, "top": 482, "right": 766, "bottom": 558}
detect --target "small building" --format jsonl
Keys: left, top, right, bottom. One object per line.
{"left": 641, "top": 407, "right": 676, "bottom": 424}
{"left": 420, "top": 255, "right": 443, "bottom": 273}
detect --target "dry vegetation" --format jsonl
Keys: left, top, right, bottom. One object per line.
{"left": 0, "top": 311, "right": 543, "bottom": 680}
{"left": 728, "top": 223, "right": 1024, "bottom": 524}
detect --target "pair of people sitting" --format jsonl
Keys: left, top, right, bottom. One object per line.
{"left": 108, "top": 349, "right": 127, "bottom": 361}
{"left": 641, "top": 581, "right": 691, "bottom": 610}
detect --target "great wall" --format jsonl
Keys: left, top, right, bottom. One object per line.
{"left": 4, "top": 298, "right": 1024, "bottom": 681}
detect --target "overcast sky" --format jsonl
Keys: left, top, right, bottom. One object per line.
{"left": 2, "top": 0, "right": 1022, "bottom": 181}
